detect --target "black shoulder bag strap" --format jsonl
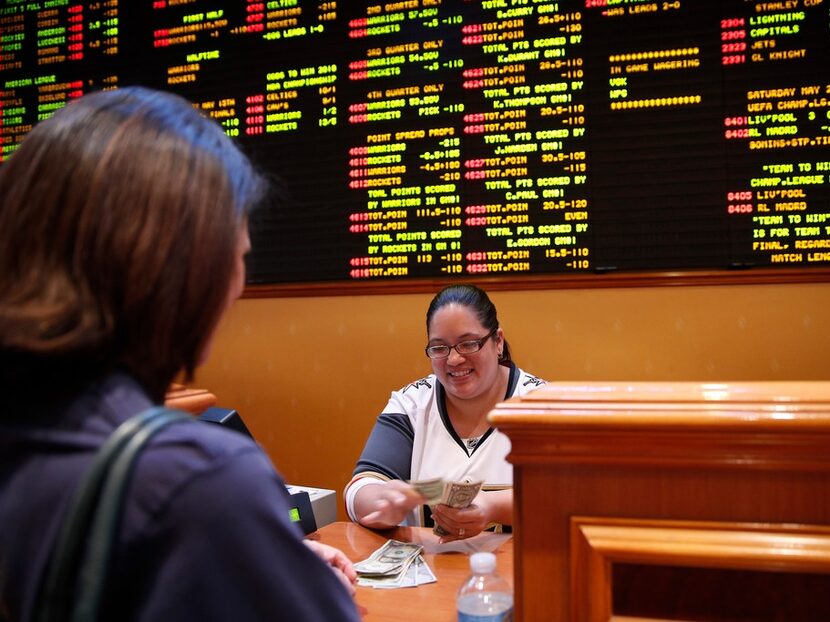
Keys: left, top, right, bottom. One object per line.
{"left": 32, "top": 407, "right": 193, "bottom": 622}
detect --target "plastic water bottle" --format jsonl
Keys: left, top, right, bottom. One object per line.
{"left": 456, "top": 551, "right": 514, "bottom": 622}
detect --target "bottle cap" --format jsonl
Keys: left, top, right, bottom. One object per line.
{"left": 469, "top": 551, "right": 496, "bottom": 574}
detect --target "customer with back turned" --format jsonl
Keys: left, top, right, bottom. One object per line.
{"left": 0, "top": 87, "right": 360, "bottom": 621}
{"left": 344, "top": 283, "right": 546, "bottom": 541}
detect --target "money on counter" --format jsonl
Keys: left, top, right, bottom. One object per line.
{"left": 357, "top": 554, "right": 437, "bottom": 589}
{"left": 354, "top": 539, "right": 423, "bottom": 577}
{"left": 355, "top": 539, "right": 435, "bottom": 588}
{"left": 408, "top": 479, "right": 483, "bottom": 536}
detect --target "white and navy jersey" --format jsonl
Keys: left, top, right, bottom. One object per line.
{"left": 345, "top": 362, "right": 546, "bottom": 526}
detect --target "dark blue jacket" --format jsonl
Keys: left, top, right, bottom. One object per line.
{"left": 0, "top": 373, "right": 360, "bottom": 621}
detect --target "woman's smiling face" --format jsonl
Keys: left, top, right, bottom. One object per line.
{"left": 427, "top": 302, "right": 503, "bottom": 401}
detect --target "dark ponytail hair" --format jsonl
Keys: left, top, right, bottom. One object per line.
{"left": 426, "top": 284, "right": 511, "bottom": 363}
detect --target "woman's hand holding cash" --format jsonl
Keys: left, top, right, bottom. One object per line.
{"left": 409, "top": 479, "right": 485, "bottom": 542}
{"left": 359, "top": 480, "right": 428, "bottom": 529}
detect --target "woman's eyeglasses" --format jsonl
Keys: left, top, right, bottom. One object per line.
{"left": 424, "top": 329, "right": 497, "bottom": 359}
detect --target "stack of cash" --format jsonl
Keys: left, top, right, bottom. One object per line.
{"left": 409, "top": 478, "right": 482, "bottom": 536}
{"left": 354, "top": 539, "right": 436, "bottom": 588}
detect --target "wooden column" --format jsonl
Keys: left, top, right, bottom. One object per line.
{"left": 489, "top": 381, "right": 830, "bottom": 622}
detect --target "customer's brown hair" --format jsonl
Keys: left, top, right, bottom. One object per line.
{"left": 0, "top": 87, "right": 265, "bottom": 402}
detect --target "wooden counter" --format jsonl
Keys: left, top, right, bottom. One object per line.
{"left": 489, "top": 381, "right": 830, "bottom": 622}
{"left": 312, "top": 521, "right": 513, "bottom": 622}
